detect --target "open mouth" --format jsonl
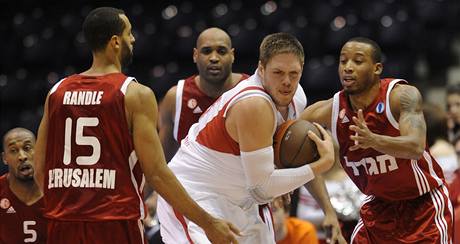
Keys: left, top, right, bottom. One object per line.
{"left": 342, "top": 78, "right": 356, "bottom": 86}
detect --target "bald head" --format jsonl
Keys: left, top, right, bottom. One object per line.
{"left": 196, "top": 27, "right": 232, "bottom": 48}
{"left": 3, "top": 128, "right": 35, "bottom": 151}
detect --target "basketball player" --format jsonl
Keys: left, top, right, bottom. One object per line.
{"left": 1, "top": 128, "right": 47, "bottom": 243}
{"left": 300, "top": 37, "right": 453, "bottom": 243}
{"left": 159, "top": 27, "right": 249, "bottom": 162}
{"left": 34, "top": 7, "right": 239, "bottom": 244}
{"left": 157, "top": 33, "right": 345, "bottom": 243}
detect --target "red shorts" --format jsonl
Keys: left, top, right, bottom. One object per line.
{"left": 47, "top": 219, "right": 146, "bottom": 244}
{"left": 351, "top": 185, "right": 453, "bottom": 243}
{"left": 259, "top": 204, "right": 274, "bottom": 237}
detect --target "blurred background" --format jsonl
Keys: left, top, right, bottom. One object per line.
{"left": 1, "top": 0, "right": 459, "bottom": 139}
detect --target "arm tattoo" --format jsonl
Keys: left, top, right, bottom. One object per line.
{"left": 399, "top": 86, "right": 425, "bottom": 132}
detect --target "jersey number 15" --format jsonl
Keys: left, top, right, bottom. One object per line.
{"left": 63, "top": 117, "right": 101, "bottom": 165}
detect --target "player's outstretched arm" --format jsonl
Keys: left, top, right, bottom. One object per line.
{"left": 125, "top": 82, "right": 239, "bottom": 244}
{"left": 300, "top": 100, "right": 346, "bottom": 244}
{"left": 299, "top": 99, "right": 333, "bottom": 128}
{"left": 349, "top": 84, "right": 425, "bottom": 159}
{"left": 34, "top": 94, "right": 50, "bottom": 191}
{"left": 158, "top": 86, "right": 180, "bottom": 162}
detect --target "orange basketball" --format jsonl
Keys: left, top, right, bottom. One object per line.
{"left": 273, "top": 120, "right": 321, "bottom": 168}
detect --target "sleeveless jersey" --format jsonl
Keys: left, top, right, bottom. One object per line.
{"left": 0, "top": 175, "right": 47, "bottom": 244}
{"left": 44, "top": 73, "right": 145, "bottom": 221}
{"left": 168, "top": 71, "right": 307, "bottom": 206}
{"left": 331, "top": 78, "right": 445, "bottom": 201}
{"left": 173, "top": 74, "right": 250, "bottom": 142}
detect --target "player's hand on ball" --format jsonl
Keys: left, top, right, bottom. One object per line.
{"left": 308, "top": 123, "right": 334, "bottom": 174}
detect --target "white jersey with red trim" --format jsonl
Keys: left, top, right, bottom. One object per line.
{"left": 168, "top": 70, "right": 307, "bottom": 206}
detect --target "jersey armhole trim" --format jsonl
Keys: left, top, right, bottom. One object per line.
{"left": 385, "top": 79, "right": 405, "bottom": 130}
{"left": 331, "top": 92, "right": 340, "bottom": 146}
{"left": 173, "top": 79, "right": 185, "bottom": 141}
{"left": 49, "top": 78, "right": 66, "bottom": 95}
{"left": 120, "top": 76, "right": 137, "bottom": 95}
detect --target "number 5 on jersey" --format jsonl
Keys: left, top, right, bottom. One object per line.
{"left": 63, "top": 117, "right": 101, "bottom": 165}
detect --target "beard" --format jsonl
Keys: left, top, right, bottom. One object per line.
{"left": 121, "top": 40, "right": 133, "bottom": 68}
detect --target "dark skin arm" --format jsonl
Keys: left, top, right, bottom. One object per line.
{"left": 349, "top": 84, "right": 426, "bottom": 159}
{"left": 126, "top": 82, "right": 239, "bottom": 243}
{"left": 34, "top": 94, "right": 50, "bottom": 191}
{"left": 158, "top": 85, "right": 180, "bottom": 162}
{"left": 299, "top": 99, "right": 347, "bottom": 244}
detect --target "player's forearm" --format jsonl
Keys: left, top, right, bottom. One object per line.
{"left": 148, "top": 165, "right": 213, "bottom": 228}
{"left": 304, "top": 175, "right": 336, "bottom": 216}
{"left": 372, "top": 134, "right": 424, "bottom": 159}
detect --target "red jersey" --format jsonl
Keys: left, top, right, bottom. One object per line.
{"left": 0, "top": 175, "right": 47, "bottom": 243}
{"left": 44, "top": 73, "right": 145, "bottom": 221}
{"left": 173, "top": 74, "right": 249, "bottom": 142}
{"left": 331, "top": 78, "right": 445, "bottom": 201}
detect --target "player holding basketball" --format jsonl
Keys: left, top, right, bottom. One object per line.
{"left": 300, "top": 37, "right": 453, "bottom": 243}
{"left": 159, "top": 27, "right": 310, "bottom": 238}
{"left": 34, "top": 7, "right": 239, "bottom": 244}
{"left": 157, "top": 33, "right": 345, "bottom": 243}
{"left": 1, "top": 128, "right": 47, "bottom": 244}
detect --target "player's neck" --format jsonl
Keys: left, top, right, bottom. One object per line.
{"left": 81, "top": 54, "right": 122, "bottom": 76}
{"left": 197, "top": 73, "right": 237, "bottom": 98}
{"left": 276, "top": 105, "right": 289, "bottom": 121}
{"left": 8, "top": 175, "right": 42, "bottom": 205}
{"left": 348, "top": 79, "right": 380, "bottom": 111}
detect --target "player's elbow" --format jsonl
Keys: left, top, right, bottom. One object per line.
{"left": 409, "top": 141, "right": 425, "bottom": 160}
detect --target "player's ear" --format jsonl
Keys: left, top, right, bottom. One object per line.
{"left": 193, "top": 48, "right": 198, "bottom": 63}
{"left": 230, "top": 48, "right": 235, "bottom": 64}
{"left": 2, "top": 152, "right": 6, "bottom": 165}
{"left": 374, "top": 62, "right": 383, "bottom": 76}
{"left": 109, "top": 35, "right": 121, "bottom": 51}
{"left": 257, "top": 61, "right": 264, "bottom": 76}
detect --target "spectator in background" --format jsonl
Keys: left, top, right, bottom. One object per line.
{"left": 271, "top": 196, "right": 319, "bottom": 244}
{"left": 446, "top": 83, "right": 460, "bottom": 143}
{"left": 424, "top": 103, "right": 458, "bottom": 183}
{"left": 1, "top": 128, "right": 47, "bottom": 243}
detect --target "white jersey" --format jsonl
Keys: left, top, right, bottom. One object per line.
{"left": 168, "top": 71, "right": 307, "bottom": 206}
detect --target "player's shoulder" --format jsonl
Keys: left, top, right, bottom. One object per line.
{"left": 390, "top": 83, "right": 422, "bottom": 102}
{"left": 125, "top": 81, "right": 157, "bottom": 108}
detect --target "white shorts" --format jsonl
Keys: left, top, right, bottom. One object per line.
{"left": 157, "top": 193, "right": 275, "bottom": 244}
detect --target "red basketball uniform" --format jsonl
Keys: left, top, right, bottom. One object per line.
{"left": 0, "top": 175, "right": 47, "bottom": 244}
{"left": 331, "top": 78, "right": 453, "bottom": 243}
{"left": 173, "top": 74, "right": 249, "bottom": 143}
{"left": 45, "top": 73, "right": 146, "bottom": 243}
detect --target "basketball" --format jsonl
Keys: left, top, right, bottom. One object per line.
{"left": 273, "top": 120, "right": 321, "bottom": 168}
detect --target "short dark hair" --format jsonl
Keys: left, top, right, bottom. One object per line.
{"left": 447, "top": 83, "right": 460, "bottom": 96}
{"left": 259, "top": 33, "right": 304, "bottom": 67}
{"left": 347, "top": 37, "right": 382, "bottom": 63}
{"left": 83, "top": 7, "right": 126, "bottom": 52}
